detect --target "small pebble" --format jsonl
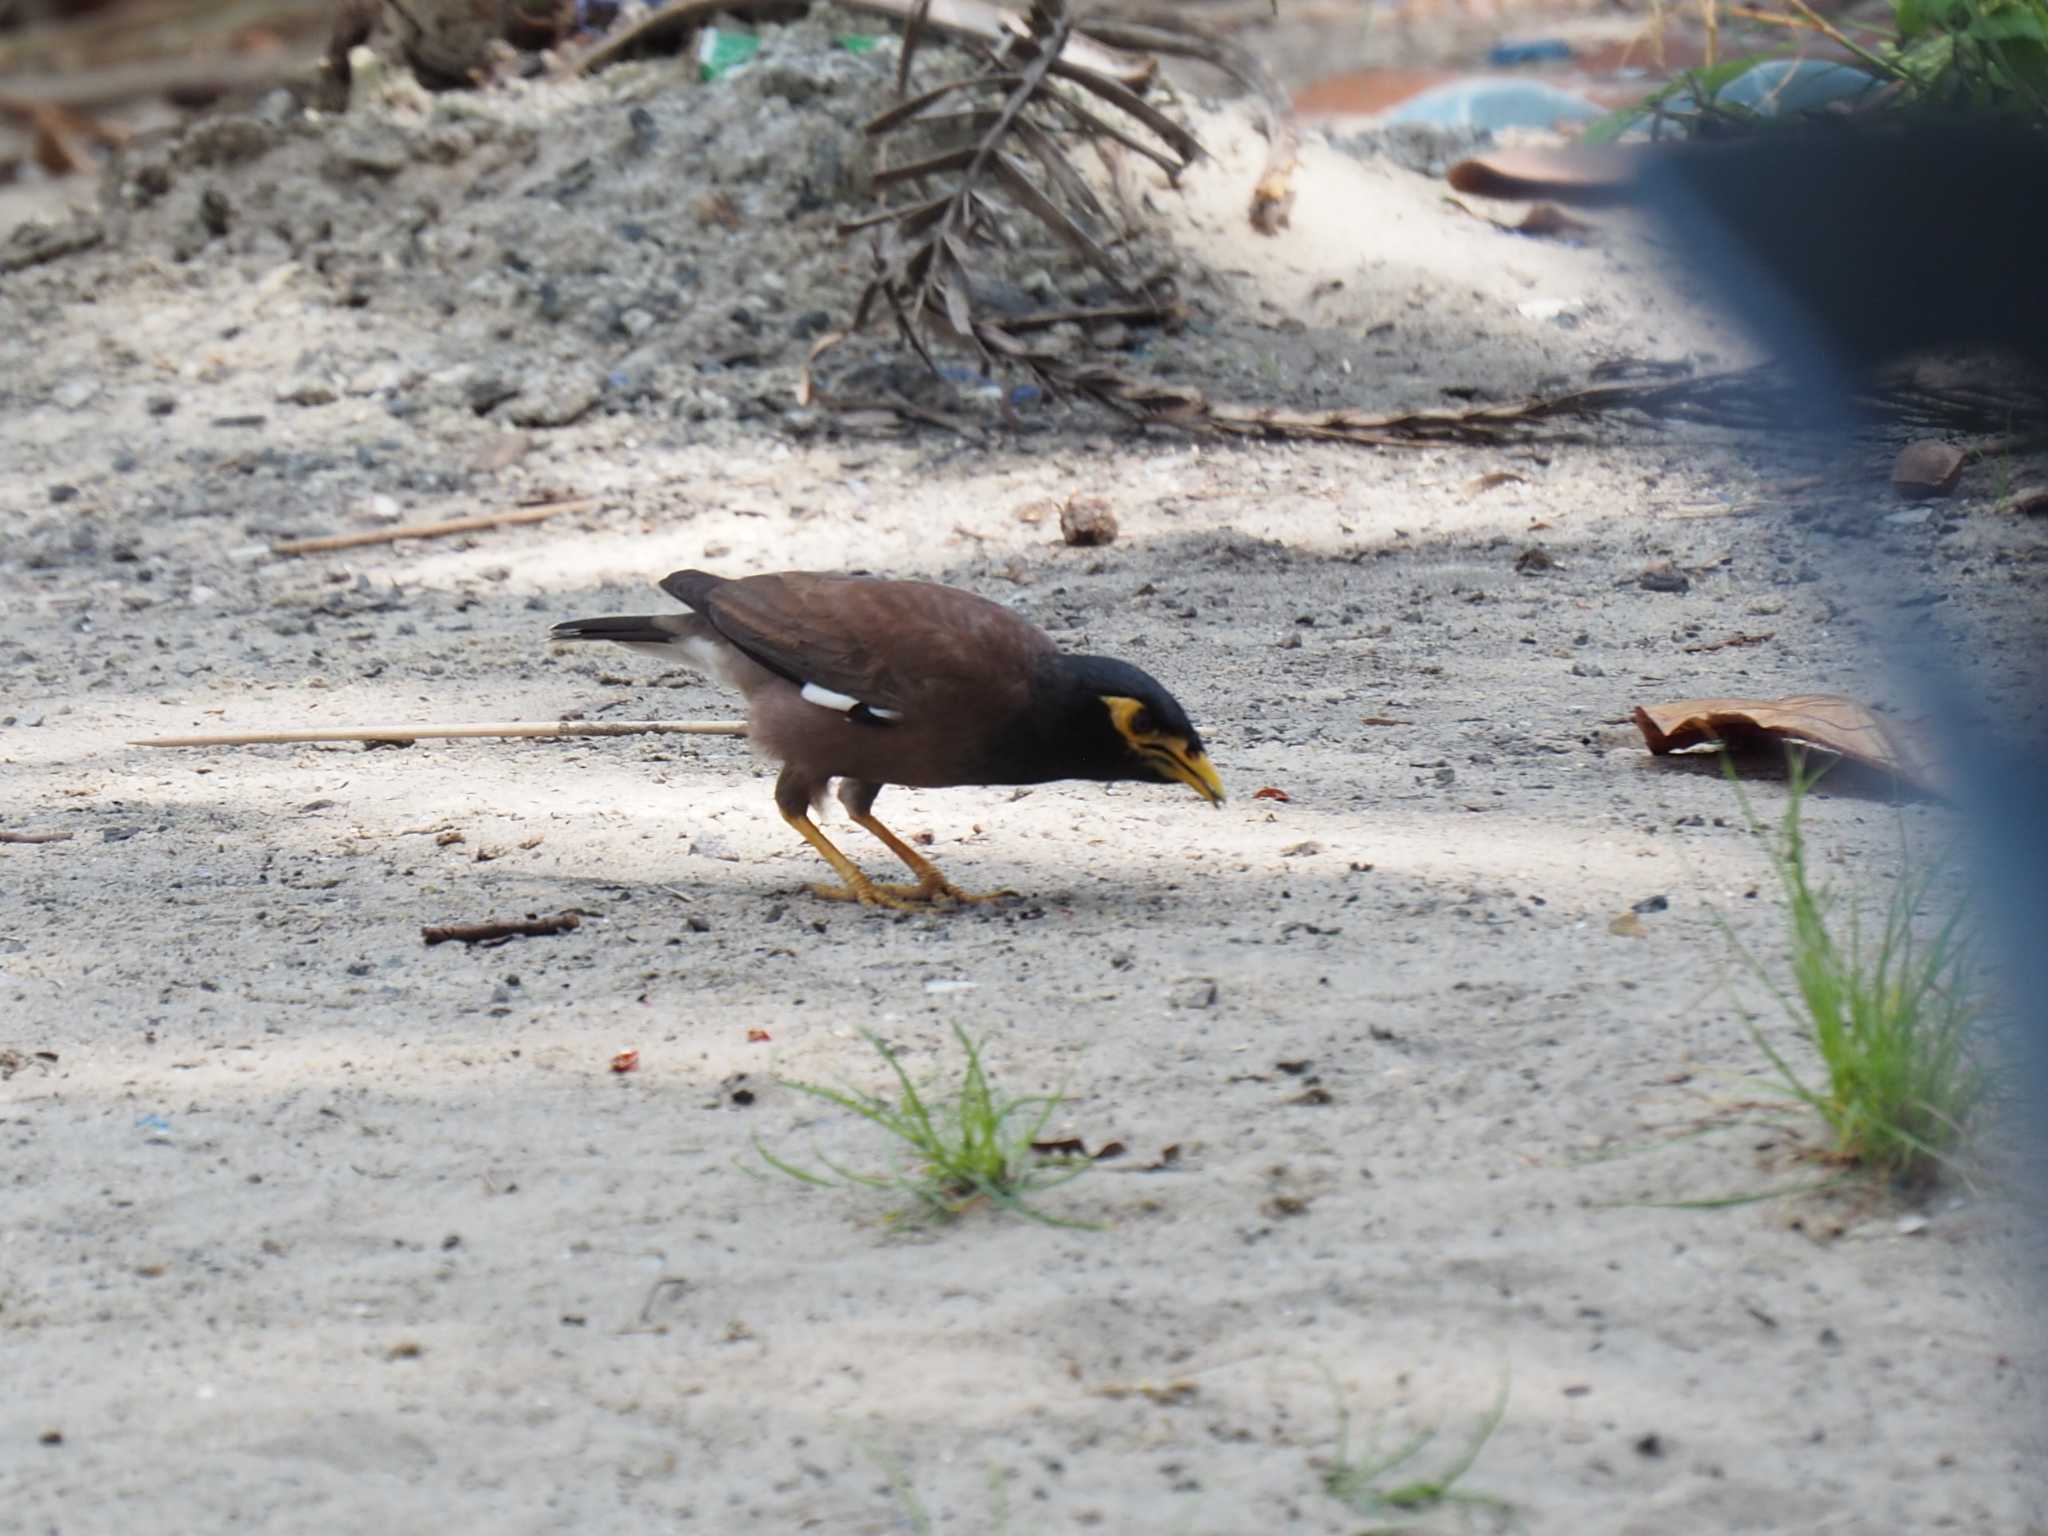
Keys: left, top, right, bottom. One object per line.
{"left": 1638, "top": 561, "right": 1690, "bottom": 593}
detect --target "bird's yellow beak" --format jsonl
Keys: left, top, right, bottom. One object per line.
{"left": 1163, "top": 748, "right": 1226, "bottom": 807}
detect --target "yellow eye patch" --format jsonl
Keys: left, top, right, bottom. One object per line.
{"left": 1101, "top": 695, "right": 1226, "bottom": 806}
{"left": 1103, "top": 695, "right": 1162, "bottom": 746}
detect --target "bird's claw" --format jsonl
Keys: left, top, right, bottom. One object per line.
{"left": 929, "top": 882, "right": 1018, "bottom": 905}
{"left": 807, "top": 877, "right": 1015, "bottom": 911}
{"left": 808, "top": 880, "right": 926, "bottom": 912}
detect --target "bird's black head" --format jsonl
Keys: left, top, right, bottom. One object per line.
{"left": 1046, "top": 654, "right": 1225, "bottom": 805}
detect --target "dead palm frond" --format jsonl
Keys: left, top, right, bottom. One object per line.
{"left": 831, "top": 0, "right": 1204, "bottom": 391}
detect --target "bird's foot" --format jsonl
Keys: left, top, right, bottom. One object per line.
{"left": 808, "top": 877, "right": 1015, "bottom": 910}
{"left": 917, "top": 877, "right": 1017, "bottom": 906}
{"left": 807, "top": 879, "right": 928, "bottom": 912}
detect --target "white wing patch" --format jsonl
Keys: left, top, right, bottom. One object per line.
{"left": 801, "top": 682, "right": 860, "bottom": 711}
{"left": 800, "top": 681, "right": 904, "bottom": 723}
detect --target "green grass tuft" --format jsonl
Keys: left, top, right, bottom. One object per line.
{"left": 1722, "top": 750, "right": 1988, "bottom": 1186}
{"left": 1322, "top": 1373, "right": 1514, "bottom": 1532}
{"left": 756, "top": 1023, "right": 1099, "bottom": 1227}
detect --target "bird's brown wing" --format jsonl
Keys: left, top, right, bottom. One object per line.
{"left": 678, "top": 571, "right": 1054, "bottom": 720}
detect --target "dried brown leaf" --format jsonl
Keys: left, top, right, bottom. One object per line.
{"left": 1891, "top": 440, "right": 1965, "bottom": 498}
{"left": 1632, "top": 694, "right": 1944, "bottom": 797}
{"left": 1465, "top": 469, "right": 1527, "bottom": 496}
{"left": 897, "top": 0, "right": 935, "bottom": 98}
{"left": 1516, "top": 203, "right": 1595, "bottom": 238}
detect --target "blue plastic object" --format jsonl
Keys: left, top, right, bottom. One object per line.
{"left": 1487, "top": 40, "right": 1573, "bottom": 67}
{"left": 1711, "top": 59, "right": 1882, "bottom": 116}
{"left": 1382, "top": 78, "right": 1602, "bottom": 131}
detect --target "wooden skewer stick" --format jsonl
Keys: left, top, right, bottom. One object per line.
{"left": 268, "top": 498, "right": 597, "bottom": 557}
{"left": 131, "top": 721, "right": 748, "bottom": 748}
{"left": 0, "top": 829, "right": 75, "bottom": 844}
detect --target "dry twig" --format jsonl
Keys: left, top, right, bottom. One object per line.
{"left": 269, "top": 498, "right": 594, "bottom": 557}
{"left": 422, "top": 912, "right": 582, "bottom": 946}
{"left": 0, "top": 829, "right": 74, "bottom": 844}
{"left": 131, "top": 720, "right": 747, "bottom": 748}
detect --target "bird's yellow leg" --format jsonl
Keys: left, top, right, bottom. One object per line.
{"left": 847, "top": 810, "right": 1016, "bottom": 905}
{"left": 781, "top": 810, "right": 925, "bottom": 912}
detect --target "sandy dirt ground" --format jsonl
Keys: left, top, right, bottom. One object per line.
{"left": 4, "top": 11, "right": 2047, "bottom": 1533}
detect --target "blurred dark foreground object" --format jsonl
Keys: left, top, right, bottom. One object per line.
{"left": 1450, "top": 117, "right": 2048, "bottom": 384}
{"left": 1461, "top": 114, "right": 2048, "bottom": 1275}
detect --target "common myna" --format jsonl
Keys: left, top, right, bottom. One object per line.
{"left": 549, "top": 570, "right": 1224, "bottom": 909}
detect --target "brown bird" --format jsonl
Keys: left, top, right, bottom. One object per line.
{"left": 549, "top": 569, "right": 1224, "bottom": 909}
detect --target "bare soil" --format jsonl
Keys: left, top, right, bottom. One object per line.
{"left": 4, "top": 13, "right": 2045, "bottom": 1533}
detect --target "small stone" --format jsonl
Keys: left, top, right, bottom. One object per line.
{"left": 326, "top": 122, "right": 412, "bottom": 180}
{"left": 1638, "top": 561, "right": 1690, "bottom": 593}
{"left": 1570, "top": 660, "right": 1605, "bottom": 678}
{"left": 47, "top": 484, "right": 78, "bottom": 504}
{"left": 1631, "top": 894, "right": 1669, "bottom": 914}
{"left": 508, "top": 373, "right": 600, "bottom": 429}
{"left": 1168, "top": 977, "right": 1218, "bottom": 1009}
{"left": 471, "top": 433, "right": 532, "bottom": 472}
{"left": 277, "top": 379, "right": 338, "bottom": 407}
{"left": 147, "top": 394, "right": 178, "bottom": 417}
{"left": 1, "top": 217, "right": 104, "bottom": 274}
{"left": 1280, "top": 840, "right": 1322, "bottom": 858}
{"left": 1059, "top": 496, "right": 1118, "bottom": 547}
{"left": 465, "top": 372, "right": 520, "bottom": 415}
{"left": 53, "top": 378, "right": 100, "bottom": 411}
{"left": 198, "top": 187, "right": 232, "bottom": 239}
{"left": 1514, "top": 545, "right": 1556, "bottom": 574}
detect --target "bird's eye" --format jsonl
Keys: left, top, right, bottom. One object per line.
{"left": 1129, "top": 708, "right": 1154, "bottom": 736}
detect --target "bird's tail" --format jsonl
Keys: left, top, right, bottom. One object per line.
{"left": 548, "top": 612, "right": 727, "bottom": 669}
{"left": 549, "top": 613, "right": 695, "bottom": 647}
